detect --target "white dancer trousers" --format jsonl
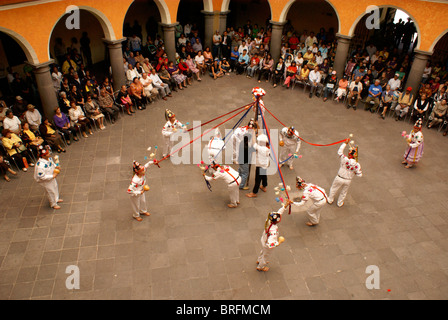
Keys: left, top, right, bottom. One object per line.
{"left": 129, "top": 194, "right": 148, "bottom": 218}
{"left": 257, "top": 243, "right": 272, "bottom": 269}
{"left": 307, "top": 198, "right": 326, "bottom": 225}
{"left": 39, "top": 180, "right": 59, "bottom": 208}
{"left": 328, "top": 176, "right": 352, "bottom": 207}
{"left": 228, "top": 177, "right": 241, "bottom": 205}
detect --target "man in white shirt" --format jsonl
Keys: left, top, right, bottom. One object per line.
{"left": 126, "top": 64, "right": 141, "bottom": 85}
{"left": 347, "top": 77, "right": 363, "bottom": 110}
{"left": 308, "top": 66, "right": 322, "bottom": 98}
{"left": 25, "top": 104, "right": 42, "bottom": 131}
{"left": 140, "top": 73, "right": 158, "bottom": 102}
{"left": 305, "top": 32, "right": 318, "bottom": 48}
{"left": 3, "top": 110, "right": 22, "bottom": 134}
{"left": 388, "top": 73, "right": 401, "bottom": 91}
{"left": 246, "top": 133, "right": 270, "bottom": 198}
{"left": 238, "top": 40, "right": 249, "bottom": 55}
{"left": 149, "top": 69, "right": 171, "bottom": 100}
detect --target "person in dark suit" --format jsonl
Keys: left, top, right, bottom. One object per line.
{"left": 221, "top": 31, "right": 232, "bottom": 60}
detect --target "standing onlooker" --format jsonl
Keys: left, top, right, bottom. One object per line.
{"left": 246, "top": 134, "right": 270, "bottom": 198}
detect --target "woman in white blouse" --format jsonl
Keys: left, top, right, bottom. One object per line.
{"left": 68, "top": 101, "right": 92, "bottom": 138}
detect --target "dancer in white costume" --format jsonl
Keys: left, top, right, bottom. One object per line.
{"left": 279, "top": 126, "right": 301, "bottom": 170}
{"left": 162, "top": 109, "right": 184, "bottom": 158}
{"left": 127, "top": 160, "right": 154, "bottom": 221}
{"left": 290, "top": 176, "right": 328, "bottom": 226}
{"left": 34, "top": 145, "right": 63, "bottom": 210}
{"left": 204, "top": 162, "right": 241, "bottom": 208}
{"left": 256, "top": 204, "right": 287, "bottom": 272}
{"left": 328, "top": 139, "right": 362, "bottom": 207}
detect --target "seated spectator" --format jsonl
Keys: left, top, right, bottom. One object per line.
{"left": 178, "top": 58, "right": 193, "bottom": 85}
{"left": 129, "top": 77, "right": 146, "bottom": 110}
{"left": 257, "top": 53, "right": 273, "bottom": 83}
{"left": 247, "top": 53, "right": 260, "bottom": 78}
{"left": 149, "top": 68, "right": 172, "bottom": 100}
{"left": 140, "top": 73, "right": 159, "bottom": 102}
{"left": 394, "top": 87, "right": 414, "bottom": 121}
{"left": 195, "top": 51, "right": 207, "bottom": 75}
{"left": 53, "top": 107, "right": 78, "bottom": 143}
{"left": 167, "top": 61, "right": 188, "bottom": 90}
{"left": 186, "top": 55, "right": 202, "bottom": 81}
{"left": 236, "top": 49, "right": 250, "bottom": 75}
{"left": 142, "top": 58, "right": 154, "bottom": 74}
{"left": 84, "top": 95, "right": 106, "bottom": 130}
{"left": 272, "top": 57, "right": 285, "bottom": 88}
{"left": 335, "top": 75, "right": 349, "bottom": 101}
{"left": 220, "top": 58, "right": 231, "bottom": 74}
{"left": 117, "top": 85, "right": 135, "bottom": 115}
{"left": 134, "top": 51, "right": 145, "bottom": 65}
{"left": 379, "top": 85, "right": 394, "bottom": 119}
{"left": 21, "top": 122, "right": 45, "bottom": 157}
{"left": 323, "top": 70, "right": 338, "bottom": 102}
{"left": 203, "top": 47, "right": 213, "bottom": 68}
{"left": 347, "top": 77, "right": 363, "bottom": 110}
{"left": 24, "top": 104, "right": 42, "bottom": 132}
{"left": 126, "top": 64, "right": 141, "bottom": 85}
{"left": 156, "top": 52, "right": 169, "bottom": 72}
{"left": 412, "top": 93, "right": 430, "bottom": 122}
{"left": 283, "top": 61, "right": 298, "bottom": 89}
{"left": 0, "top": 153, "right": 17, "bottom": 182}
{"left": 68, "top": 101, "right": 92, "bottom": 138}
{"left": 364, "top": 79, "right": 383, "bottom": 112}
{"left": 210, "top": 59, "right": 224, "bottom": 80}
{"left": 428, "top": 99, "right": 447, "bottom": 129}
{"left": 98, "top": 88, "right": 120, "bottom": 122}
{"left": 135, "top": 62, "right": 145, "bottom": 75}
{"left": 303, "top": 49, "right": 314, "bottom": 66}
{"left": 3, "top": 109, "right": 22, "bottom": 135}
{"left": 308, "top": 66, "right": 323, "bottom": 98}
{"left": 158, "top": 65, "right": 177, "bottom": 92}
{"left": 192, "top": 38, "right": 203, "bottom": 54}
{"left": 0, "top": 100, "right": 7, "bottom": 129}
{"left": 11, "top": 96, "right": 28, "bottom": 118}
{"left": 69, "top": 85, "right": 85, "bottom": 108}
{"left": 1, "top": 129, "right": 35, "bottom": 171}
{"left": 388, "top": 73, "right": 401, "bottom": 91}
{"left": 295, "top": 64, "right": 310, "bottom": 84}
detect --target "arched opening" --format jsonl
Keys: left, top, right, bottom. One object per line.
{"left": 226, "top": 0, "right": 271, "bottom": 40}
{"left": 0, "top": 30, "right": 38, "bottom": 106}
{"left": 49, "top": 8, "right": 112, "bottom": 77}
{"left": 123, "top": 0, "right": 163, "bottom": 54}
{"left": 349, "top": 7, "right": 420, "bottom": 59}
{"left": 428, "top": 31, "right": 448, "bottom": 84}
{"left": 284, "top": 0, "right": 339, "bottom": 46}
{"left": 176, "top": 0, "right": 206, "bottom": 44}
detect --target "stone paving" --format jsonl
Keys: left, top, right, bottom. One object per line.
{"left": 1, "top": 72, "right": 448, "bottom": 300}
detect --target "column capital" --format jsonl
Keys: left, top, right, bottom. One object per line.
{"left": 201, "top": 10, "right": 220, "bottom": 16}
{"left": 219, "top": 10, "right": 231, "bottom": 16}
{"left": 159, "top": 22, "right": 179, "bottom": 30}
{"left": 336, "top": 33, "right": 353, "bottom": 41}
{"left": 269, "top": 20, "right": 287, "bottom": 27}
{"left": 25, "top": 60, "right": 55, "bottom": 72}
{"left": 103, "top": 38, "right": 126, "bottom": 45}
{"left": 413, "top": 49, "right": 433, "bottom": 58}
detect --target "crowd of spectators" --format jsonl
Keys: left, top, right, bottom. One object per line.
{"left": 1, "top": 18, "right": 447, "bottom": 182}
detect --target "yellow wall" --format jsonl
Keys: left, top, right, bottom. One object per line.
{"left": 0, "top": 0, "right": 447, "bottom": 65}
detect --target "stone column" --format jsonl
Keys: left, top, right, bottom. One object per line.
{"left": 202, "top": 11, "right": 215, "bottom": 50}
{"left": 29, "top": 60, "right": 59, "bottom": 120}
{"left": 269, "top": 21, "right": 286, "bottom": 63}
{"left": 160, "top": 23, "right": 178, "bottom": 63}
{"left": 333, "top": 33, "right": 353, "bottom": 77}
{"left": 103, "top": 38, "right": 127, "bottom": 90}
{"left": 219, "top": 11, "right": 230, "bottom": 34}
{"left": 405, "top": 49, "right": 433, "bottom": 98}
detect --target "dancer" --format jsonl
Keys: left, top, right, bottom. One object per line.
{"left": 127, "top": 160, "right": 155, "bottom": 221}
{"left": 204, "top": 161, "right": 241, "bottom": 208}
{"left": 34, "top": 145, "right": 63, "bottom": 210}
{"left": 162, "top": 109, "right": 184, "bottom": 158}
{"left": 279, "top": 126, "right": 301, "bottom": 170}
{"left": 328, "top": 139, "right": 362, "bottom": 208}
{"left": 256, "top": 204, "right": 287, "bottom": 272}
{"left": 231, "top": 118, "right": 256, "bottom": 164}
{"left": 246, "top": 133, "right": 270, "bottom": 198}
{"left": 403, "top": 119, "right": 424, "bottom": 169}
{"left": 290, "top": 176, "right": 327, "bottom": 226}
